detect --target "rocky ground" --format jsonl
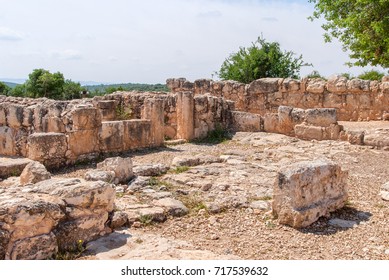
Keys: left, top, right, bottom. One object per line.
{"left": 50, "top": 127, "right": 389, "bottom": 260}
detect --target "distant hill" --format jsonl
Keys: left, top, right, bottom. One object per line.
{"left": 84, "top": 83, "right": 169, "bottom": 94}
{"left": 0, "top": 81, "right": 19, "bottom": 88}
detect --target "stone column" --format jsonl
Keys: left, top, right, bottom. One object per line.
{"left": 176, "top": 91, "right": 194, "bottom": 141}
{"left": 142, "top": 98, "right": 164, "bottom": 147}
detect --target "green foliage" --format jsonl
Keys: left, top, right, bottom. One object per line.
{"left": 217, "top": 36, "right": 311, "bottom": 83}
{"left": 0, "top": 81, "right": 11, "bottom": 95}
{"left": 357, "top": 70, "right": 385, "bottom": 81}
{"left": 8, "top": 69, "right": 83, "bottom": 100}
{"left": 86, "top": 83, "right": 169, "bottom": 96}
{"left": 138, "top": 214, "right": 153, "bottom": 226}
{"left": 195, "top": 123, "right": 230, "bottom": 144}
{"left": 54, "top": 239, "right": 86, "bottom": 260}
{"left": 171, "top": 166, "right": 190, "bottom": 174}
{"left": 115, "top": 103, "right": 133, "bottom": 120}
{"left": 305, "top": 70, "right": 326, "bottom": 79}
{"left": 309, "top": 0, "right": 389, "bottom": 68}
{"left": 339, "top": 73, "right": 354, "bottom": 80}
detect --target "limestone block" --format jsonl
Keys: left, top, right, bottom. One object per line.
{"left": 72, "top": 107, "right": 101, "bottom": 130}
{"left": 133, "top": 164, "right": 169, "bottom": 177}
{"left": 305, "top": 108, "right": 337, "bottom": 127}
{"left": 97, "top": 157, "right": 133, "bottom": 184}
{"left": 363, "top": 129, "right": 389, "bottom": 149}
{"left": 22, "top": 107, "right": 34, "bottom": 127}
{"left": 152, "top": 198, "right": 189, "bottom": 217}
{"left": 306, "top": 78, "right": 326, "bottom": 94}
{"left": 99, "top": 121, "right": 124, "bottom": 152}
{"left": 347, "top": 79, "right": 370, "bottom": 93}
{"left": 326, "top": 75, "right": 347, "bottom": 93}
{"left": 0, "top": 126, "right": 16, "bottom": 156}
{"left": 9, "top": 233, "right": 58, "bottom": 260}
{"left": 230, "top": 111, "right": 262, "bottom": 132}
{"left": 123, "top": 119, "right": 152, "bottom": 150}
{"left": 263, "top": 113, "right": 279, "bottom": 133}
{"left": 68, "top": 129, "right": 99, "bottom": 157}
{"left": 324, "top": 124, "right": 343, "bottom": 140}
{"left": 277, "top": 106, "right": 294, "bottom": 134}
{"left": 142, "top": 98, "right": 164, "bottom": 147}
{"left": 281, "top": 78, "right": 300, "bottom": 93}
{"left": 294, "top": 124, "right": 323, "bottom": 141}
{"left": 20, "top": 161, "right": 51, "bottom": 185}
{"left": 97, "top": 100, "right": 117, "bottom": 121}
{"left": 0, "top": 104, "right": 6, "bottom": 126}
{"left": 84, "top": 170, "right": 115, "bottom": 182}
{"left": 27, "top": 133, "right": 67, "bottom": 166}
{"left": 177, "top": 92, "right": 194, "bottom": 140}
{"left": 47, "top": 116, "right": 65, "bottom": 133}
{"left": 359, "top": 94, "right": 371, "bottom": 109}
{"left": 247, "top": 78, "right": 281, "bottom": 95}
{"left": 0, "top": 157, "right": 32, "bottom": 179}
{"left": 272, "top": 159, "right": 348, "bottom": 228}
{"left": 7, "top": 104, "right": 24, "bottom": 128}
{"left": 323, "top": 93, "right": 343, "bottom": 108}
{"left": 194, "top": 79, "right": 212, "bottom": 94}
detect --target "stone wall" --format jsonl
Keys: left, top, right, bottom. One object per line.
{"left": 0, "top": 91, "right": 233, "bottom": 167}
{"left": 167, "top": 75, "right": 389, "bottom": 121}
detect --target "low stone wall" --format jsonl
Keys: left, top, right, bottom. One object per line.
{"left": 0, "top": 176, "right": 115, "bottom": 259}
{"left": 167, "top": 76, "right": 389, "bottom": 121}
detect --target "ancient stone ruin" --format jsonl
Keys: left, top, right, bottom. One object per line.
{"left": 0, "top": 75, "right": 388, "bottom": 259}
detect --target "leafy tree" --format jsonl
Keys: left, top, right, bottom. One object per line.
{"left": 63, "top": 79, "right": 82, "bottom": 100}
{"left": 309, "top": 0, "right": 389, "bottom": 68}
{"left": 217, "top": 37, "right": 311, "bottom": 83}
{"left": 25, "top": 69, "right": 65, "bottom": 99}
{"left": 305, "top": 70, "right": 326, "bottom": 79}
{"left": 10, "top": 84, "right": 26, "bottom": 97}
{"left": 0, "top": 82, "right": 11, "bottom": 95}
{"left": 358, "top": 70, "right": 385, "bottom": 81}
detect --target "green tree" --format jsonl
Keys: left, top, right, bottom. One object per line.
{"left": 358, "top": 70, "right": 385, "bottom": 81}
{"left": 10, "top": 84, "right": 26, "bottom": 97}
{"left": 309, "top": 0, "right": 389, "bottom": 68}
{"left": 217, "top": 37, "right": 310, "bottom": 83}
{"left": 63, "top": 79, "right": 82, "bottom": 99}
{"left": 0, "top": 82, "right": 11, "bottom": 96}
{"left": 25, "top": 69, "right": 65, "bottom": 99}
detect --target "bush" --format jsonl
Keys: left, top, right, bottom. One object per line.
{"left": 358, "top": 70, "right": 386, "bottom": 81}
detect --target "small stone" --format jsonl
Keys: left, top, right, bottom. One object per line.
{"left": 153, "top": 198, "right": 189, "bottom": 217}
{"left": 110, "top": 211, "right": 128, "bottom": 229}
{"left": 198, "top": 209, "right": 207, "bottom": 216}
{"left": 249, "top": 200, "right": 269, "bottom": 211}
{"left": 210, "top": 234, "right": 219, "bottom": 240}
{"left": 20, "top": 161, "right": 51, "bottom": 185}
{"left": 201, "top": 183, "right": 212, "bottom": 191}
{"left": 132, "top": 221, "right": 142, "bottom": 228}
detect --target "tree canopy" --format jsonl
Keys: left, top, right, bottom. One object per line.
{"left": 309, "top": 0, "right": 389, "bottom": 68}
{"left": 8, "top": 69, "right": 83, "bottom": 100}
{"left": 0, "top": 81, "right": 11, "bottom": 95}
{"left": 217, "top": 37, "right": 310, "bottom": 83}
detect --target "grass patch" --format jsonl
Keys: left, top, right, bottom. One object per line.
{"left": 193, "top": 123, "right": 231, "bottom": 144}
{"left": 179, "top": 195, "right": 208, "bottom": 213}
{"left": 138, "top": 214, "right": 154, "bottom": 226}
{"left": 148, "top": 177, "right": 173, "bottom": 190}
{"left": 170, "top": 166, "right": 190, "bottom": 174}
{"left": 53, "top": 240, "right": 86, "bottom": 260}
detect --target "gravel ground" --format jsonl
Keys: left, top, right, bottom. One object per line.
{"left": 53, "top": 130, "right": 389, "bottom": 260}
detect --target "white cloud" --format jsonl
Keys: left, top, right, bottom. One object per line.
{"left": 50, "top": 50, "right": 83, "bottom": 60}
{"left": 0, "top": 27, "right": 23, "bottom": 41}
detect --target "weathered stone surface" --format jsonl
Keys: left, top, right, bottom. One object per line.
{"left": 84, "top": 170, "right": 115, "bottom": 183}
{"left": 0, "top": 157, "right": 32, "bottom": 179}
{"left": 272, "top": 159, "right": 348, "bottom": 228}
{"left": 153, "top": 198, "right": 189, "bottom": 217}
{"left": 27, "top": 133, "right": 67, "bottom": 167}
{"left": 97, "top": 157, "right": 133, "bottom": 184}
{"left": 247, "top": 78, "right": 281, "bottom": 94}
{"left": 294, "top": 124, "right": 324, "bottom": 141}
{"left": 109, "top": 211, "right": 128, "bottom": 229}
{"left": 0, "top": 126, "right": 16, "bottom": 156}
{"left": 306, "top": 79, "right": 326, "bottom": 94}
{"left": 72, "top": 107, "right": 101, "bottom": 130}
{"left": 327, "top": 75, "right": 347, "bottom": 93}
{"left": 305, "top": 108, "right": 337, "bottom": 127}
{"left": 0, "top": 177, "right": 115, "bottom": 259}
{"left": 133, "top": 164, "right": 169, "bottom": 177}
{"left": 20, "top": 161, "right": 51, "bottom": 185}
{"left": 328, "top": 218, "right": 357, "bottom": 228}
{"left": 9, "top": 233, "right": 58, "bottom": 260}
{"left": 363, "top": 129, "right": 389, "bottom": 149}
{"left": 99, "top": 121, "right": 124, "bottom": 152}
{"left": 176, "top": 91, "right": 194, "bottom": 140}
{"left": 231, "top": 111, "right": 262, "bottom": 132}
{"left": 67, "top": 129, "right": 99, "bottom": 157}
{"left": 123, "top": 120, "right": 151, "bottom": 150}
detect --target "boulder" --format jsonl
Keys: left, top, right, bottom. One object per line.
{"left": 84, "top": 170, "right": 115, "bottom": 183}
{"left": 97, "top": 157, "right": 133, "bottom": 184}
{"left": 133, "top": 164, "right": 169, "bottom": 177}
{"left": 272, "top": 159, "right": 348, "bottom": 228}
{"left": 153, "top": 198, "right": 189, "bottom": 217}
{"left": 20, "top": 161, "right": 51, "bottom": 185}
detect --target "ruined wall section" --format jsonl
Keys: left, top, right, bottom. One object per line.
{"left": 167, "top": 76, "right": 389, "bottom": 121}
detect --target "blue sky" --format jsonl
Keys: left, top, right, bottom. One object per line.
{"left": 0, "top": 0, "right": 384, "bottom": 84}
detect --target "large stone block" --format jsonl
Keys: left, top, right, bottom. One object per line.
{"left": 0, "top": 157, "right": 32, "bottom": 179}
{"left": 247, "top": 78, "right": 281, "bottom": 95}
{"left": 294, "top": 124, "right": 324, "bottom": 141}
{"left": 326, "top": 75, "right": 347, "bottom": 93}
{"left": 20, "top": 161, "right": 51, "bottom": 185}
{"left": 99, "top": 121, "right": 124, "bottom": 152}
{"left": 305, "top": 108, "right": 337, "bottom": 127}
{"left": 7, "top": 105, "right": 24, "bottom": 128}
{"left": 230, "top": 111, "right": 262, "bottom": 132}
{"left": 306, "top": 79, "right": 326, "bottom": 94}
{"left": 177, "top": 92, "right": 194, "bottom": 140}
{"left": 0, "top": 126, "right": 16, "bottom": 156}
{"left": 273, "top": 159, "right": 348, "bottom": 228}
{"left": 67, "top": 129, "right": 99, "bottom": 157}
{"left": 96, "top": 157, "right": 133, "bottom": 184}
{"left": 123, "top": 120, "right": 152, "bottom": 150}
{"left": 97, "top": 100, "right": 117, "bottom": 121}
{"left": 27, "top": 133, "right": 67, "bottom": 167}
{"left": 72, "top": 107, "right": 101, "bottom": 130}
